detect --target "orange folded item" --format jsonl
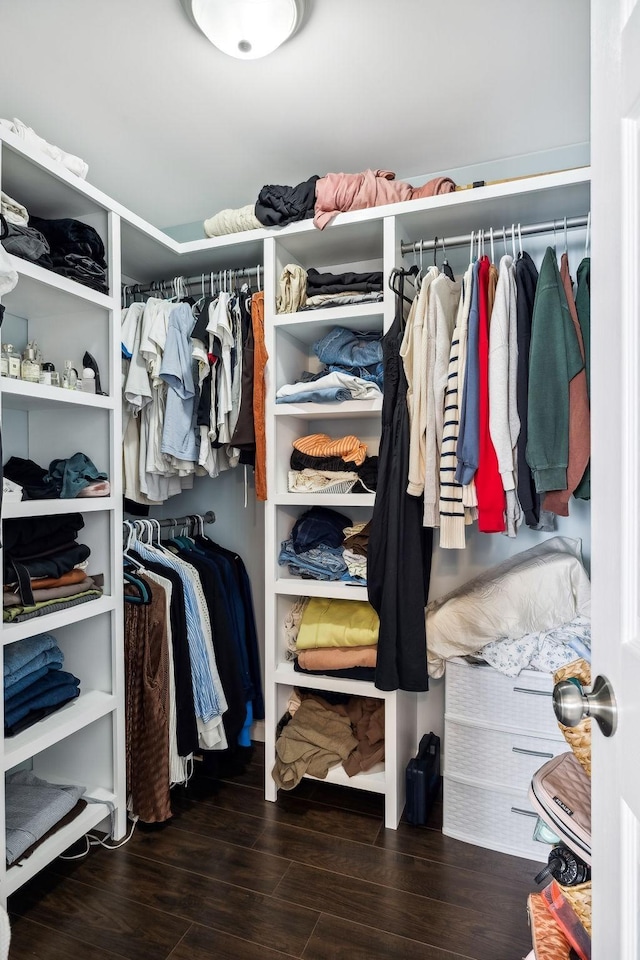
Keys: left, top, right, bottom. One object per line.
{"left": 297, "top": 645, "right": 377, "bottom": 670}
{"left": 293, "top": 433, "right": 367, "bottom": 466}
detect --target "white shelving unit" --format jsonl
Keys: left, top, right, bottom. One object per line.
{"left": 0, "top": 120, "right": 592, "bottom": 863}
{"left": 261, "top": 167, "right": 591, "bottom": 831}
{"left": 0, "top": 131, "right": 125, "bottom": 905}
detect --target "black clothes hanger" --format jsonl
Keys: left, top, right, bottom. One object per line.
{"left": 440, "top": 237, "right": 455, "bottom": 280}
{"left": 389, "top": 265, "right": 418, "bottom": 305}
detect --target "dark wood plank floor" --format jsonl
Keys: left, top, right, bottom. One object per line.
{"left": 7, "top": 744, "right": 538, "bottom": 960}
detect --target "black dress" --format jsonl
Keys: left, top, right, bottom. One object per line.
{"left": 367, "top": 273, "right": 432, "bottom": 691}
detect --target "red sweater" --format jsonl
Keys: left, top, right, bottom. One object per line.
{"left": 475, "top": 256, "right": 506, "bottom": 532}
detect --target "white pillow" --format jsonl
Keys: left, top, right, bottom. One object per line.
{"left": 426, "top": 537, "right": 591, "bottom": 678}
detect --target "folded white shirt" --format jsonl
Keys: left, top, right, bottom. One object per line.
{"left": 276, "top": 371, "right": 381, "bottom": 402}
{"left": 1, "top": 117, "right": 88, "bottom": 179}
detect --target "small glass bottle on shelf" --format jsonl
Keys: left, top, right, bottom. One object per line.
{"left": 63, "top": 360, "right": 78, "bottom": 389}
{"left": 21, "top": 341, "right": 41, "bottom": 383}
{"left": 39, "top": 362, "right": 56, "bottom": 387}
{"left": 2, "top": 343, "right": 21, "bottom": 379}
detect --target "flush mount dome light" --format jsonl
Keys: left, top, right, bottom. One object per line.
{"left": 189, "top": 0, "right": 304, "bottom": 60}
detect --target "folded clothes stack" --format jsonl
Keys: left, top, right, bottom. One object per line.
{"left": 4, "top": 633, "right": 81, "bottom": 736}
{"left": 203, "top": 169, "right": 456, "bottom": 238}
{"left": 287, "top": 595, "right": 378, "bottom": 681}
{"left": 272, "top": 688, "right": 384, "bottom": 789}
{"left": 276, "top": 326, "right": 384, "bottom": 406}
{"left": 5, "top": 770, "right": 86, "bottom": 865}
{"left": 279, "top": 504, "right": 370, "bottom": 584}
{"left": 1, "top": 191, "right": 50, "bottom": 260}
{"left": 3, "top": 514, "right": 102, "bottom": 623}
{"left": 0, "top": 188, "right": 108, "bottom": 293}
{"left": 288, "top": 431, "right": 378, "bottom": 494}
{"left": 31, "top": 215, "right": 108, "bottom": 293}
{"left": 276, "top": 265, "right": 384, "bottom": 314}
{"left": 3, "top": 452, "right": 110, "bottom": 500}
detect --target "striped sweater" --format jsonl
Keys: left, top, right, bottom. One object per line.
{"left": 439, "top": 264, "right": 475, "bottom": 548}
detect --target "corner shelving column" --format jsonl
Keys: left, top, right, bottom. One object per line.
{"left": 0, "top": 135, "right": 126, "bottom": 903}
{"left": 262, "top": 217, "right": 416, "bottom": 828}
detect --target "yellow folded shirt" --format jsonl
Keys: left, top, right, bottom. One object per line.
{"left": 296, "top": 597, "right": 379, "bottom": 649}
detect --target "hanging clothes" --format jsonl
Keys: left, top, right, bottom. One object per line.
{"left": 368, "top": 271, "right": 431, "bottom": 692}
{"left": 541, "top": 253, "right": 590, "bottom": 517}
{"left": 526, "top": 247, "right": 585, "bottom": 503}
{"left": 251, "top": 290, "right": 268, "bottom": 501}
{"left": 121, "top": 276, "right": 264, "bottom": 505}
{"left": 574, "top": 257, "right": 591, "bottom": 500}
{"left": 515, "top": 251, "right": 541, "bottom": 528}
{"left": 475, "top": 255, "right": 506, "bottom": 533}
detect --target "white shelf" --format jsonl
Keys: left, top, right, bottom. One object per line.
{"left": 273, "top": 302, "right": 385, "bottom": 342}
{"left": 274, "top": 660, "right": 380, "bottom": 698}
{"left": 274, "top": 399, "right": 382, "bottom": 419}
{"left": 2, "top": 496, "right": 115, "bottom": 519}
{"left": 275, "top": 492, "right": 375, "bottom": 507}
{"left": 4, "top": 787, "right": 117, "bottom": 897}
{"left": 305, "top": 764, "right": 386, "bottom": 794}
{"left": 0, "top": 376, "right": 113, "bottom": 411}
{"left": 2, "top": 595, "right": 116, "bottom": 646}
{"left": 6, "top": 254, "right": 114, "bottom": 313}
{"left": 3, "top": 690, "right": 117, "bottom": 770}
{"left": 274, "top": 579, "right": 369, "bottom": 601}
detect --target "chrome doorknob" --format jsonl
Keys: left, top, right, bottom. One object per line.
{"left": 553, "top": 674, "right": 617, "bottom": 738}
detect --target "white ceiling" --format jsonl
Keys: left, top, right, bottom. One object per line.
{"left": 0, "top": 0, "right": 590, "bottom": 232}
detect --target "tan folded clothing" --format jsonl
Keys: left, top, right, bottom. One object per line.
{"left": 297, "top": 646, "right": 377, "bottom": 670}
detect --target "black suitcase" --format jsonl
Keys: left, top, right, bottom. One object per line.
{"left": 405, "top": 732, "right": 441, "bottom": 825}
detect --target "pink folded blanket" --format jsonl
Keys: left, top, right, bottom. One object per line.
{"left": 314, "top": 169, "right": 456, "bottom": 229}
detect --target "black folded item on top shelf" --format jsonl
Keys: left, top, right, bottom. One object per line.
{"left": 306, "top": 267, "right": 383, "bottom": 295}
{"left": 254, "top": 175, "right": 319, "bottom": 227}
{"left": 29, "top": 215, "right": 108, "bottom": 293}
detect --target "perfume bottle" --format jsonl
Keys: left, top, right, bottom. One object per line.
{"left": 39, "top": 361, "right": 56, "bottom": 387}
{"left": 63, "top": 360, "right": 78, "bottom": 389}
{"left": 2, "top": 344, "right": 21, "bottom": 379}
{"left": 21, "top": 341, "right": 41, "bottom": 383}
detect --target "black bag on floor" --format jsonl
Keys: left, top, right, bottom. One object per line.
{"left": 405, "top": 732, "right": 440, "bottom": 825}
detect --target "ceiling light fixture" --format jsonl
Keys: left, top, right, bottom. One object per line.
{"left": 187, "top": 0, "right": 305, "bottom": 60}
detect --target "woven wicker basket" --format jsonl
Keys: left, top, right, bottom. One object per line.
{"left": 559, "top": 880, "right": 592, "bottom": 937}
{"left": 553, "top": 658, "right": 592, "bottom": 777}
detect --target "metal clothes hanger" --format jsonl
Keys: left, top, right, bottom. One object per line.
{"left": 585, "top": 212, "right": 591, "bottom": 256}
{"left": 441, "top": 236, "right": 455, "bottom": 280}
{"left": 489, "top": 227, "right": 495, "bottom": 265}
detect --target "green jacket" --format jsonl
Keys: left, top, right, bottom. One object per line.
{"left": 525, "top": 247, "right": 584, "bottom": 493}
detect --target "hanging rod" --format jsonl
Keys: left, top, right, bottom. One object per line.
{"left": 122, "top": 266, "right": 261, "bottom": 301}
{"left": 400, "top": 214, "right": 589, "bottom": 256}
{"left": 123, "top": 511, "right": 216, "bottom": 530}
{"left": 156, "top": 511, "right": 216, "bottom": 528}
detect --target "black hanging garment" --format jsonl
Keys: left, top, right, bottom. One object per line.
{"left": 514, "top": 251, "right": 540, "bottom": 528}
{"left": 367, "top": 271, "right": 432, "bottom": 691}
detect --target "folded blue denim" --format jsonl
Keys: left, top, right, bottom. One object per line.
{"left": 276, "top": 386, "right": 352, "bottom": 404}
{"left": 5, "top": 680, "right": 80, "bottom": 728}
{"left": 5, "top": 668, "right": 79, "bottom": 715}
{"left": 291, "top": 506, "right": 352, "bottom": 554}
{"left": 5, "top": 648, "right": 64, "bottom": 691}
{"left": 279, "top": 539, "right": 347, "bottom": 580}
{"left": 3, "top": 633, "right": 58, "bottom": 678}
{"left": 314, "top": 326, "right": 383, "bottom": 368}
{"left": 3, "top": 664, "right": 50, "bottom": 697}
